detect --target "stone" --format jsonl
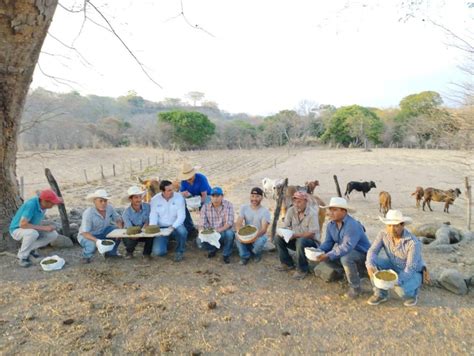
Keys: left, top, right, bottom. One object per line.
{"left": 313, "top": 263, "right": 344, "bottom": 282}
{"left": 427, "top": 245, "right": 456, "bottom": 253}
{"left": 447, "top": 256, "right": 458, "bottom": 263}
{"left": 410, "top": 223, "right": 443, "bottom": 239}
{"left": 438, "top": 269, "right": 468, "bottom": 295}
{"left": 263, "top": 240, "right": 276, "bottom": 252}
{"left": 420, "top": 236, "right": 435, "bottom": 245}
{"left": 49, "top": 234, "right": 74, "bottom": 248}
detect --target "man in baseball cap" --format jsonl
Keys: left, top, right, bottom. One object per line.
{"left": 9, "top": 189, "right": 63, "bottom": 267}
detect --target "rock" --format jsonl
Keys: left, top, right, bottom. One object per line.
{"left": 427, "top": 245, "right": 456, "bottom": 253}
{"left": 420, "top": 236, "right": 435, "bottom": 245}
{"left": 460, "top": 231, "right": 474, "bottom": 244}
{"left": 410, "top": 223, "right": 443, "bottom": 239}
{"left": 50, "top": 234, "right": 74, "bottom": 248}
{"left": 263, "top": 240, "right": 276, "bottom": 252}
{"left": 447, "top": 257, "right": 458, "bottom": 263}
{"left": 438, "top": 269, "right": 468, "bottom": 295}
{"left": 313, "top": 263, "right": 344, "bottom": 282}
{"left": 429, "top": 224, "right": 462, "bottom": 248}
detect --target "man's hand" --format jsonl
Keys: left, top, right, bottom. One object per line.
{"left": 367, "top": 266, "right": 377, "bottom": 279}
{"left": 43, "top": 225, "right": 56, "bottom": 232}
{"left": 117, "top": 220, "right": 124, "bottom": 229}
{"left": 316, "top": 254, "right": 329, "bottom": 262}
{"left": 182, "top": 191, "right": 190, "bottom": 198}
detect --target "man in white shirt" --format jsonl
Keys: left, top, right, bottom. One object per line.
{"left": 149, "top": 180, "right": 188, "bottom": 262}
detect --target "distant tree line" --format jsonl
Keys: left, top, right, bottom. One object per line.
{"left": 19, "top": 88, "right": 472, "bottom": 151}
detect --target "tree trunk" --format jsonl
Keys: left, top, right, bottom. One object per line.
{"left": 0, "top": 1, "right": 58, "bottom": 239}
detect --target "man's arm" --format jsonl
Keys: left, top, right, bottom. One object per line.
{"left": 19, "top": 217, "right": 55, "bottom": 232}
{"left": 365, "top": 232, "right": 384, "bottom": 277}
{"left": 172, "top": 196, "right": 186, "bottom": 229}
{"left": 234, "top": 216, "right": 244, "bottom": 232}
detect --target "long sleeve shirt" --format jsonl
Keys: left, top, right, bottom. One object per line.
{"left": 79, "top": 205, "right": 121, "bottom": 235}
{"left": 319, "top": 214, "right": 371, "bottom": 260}
{"left": 200, "top": 200, "right": 234, "bottom": 229}
{"left": 366, "top": 229, "right": 425, "bottom": 285}
{"left": 122, "top": 203, "right": 150, "bottom": 228}
{"left": 149, "top": 192, "right": 185, "bottom": 229}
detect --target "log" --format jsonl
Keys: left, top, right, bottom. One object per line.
{"left": 271, "top": 178, "right": 288, "bottom": 240}
{"left": 45, "top": 168, "right": 74, "bottom": 243}
{"left": 333, "top": 175, "right": 342, "bottom": 197}
{"left": 466, "top": 177, "right": 472, "bottom": 231}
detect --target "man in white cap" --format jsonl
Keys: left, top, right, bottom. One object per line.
{"left": 9, "top": 189, "right": 62, "bottom": 267}
{"left": 122, "top": 186, "right": 152, "bottom": 259}
{"left": 366, "top": 209, "right": 426, "bottom": 307}
{"left": 316, "top": 197, "right": 371, "bottom": 298}
{"left": 78, "top": 189, "right": 124, "bottom": 263}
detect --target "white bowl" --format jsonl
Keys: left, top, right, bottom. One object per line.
{"left": 40, "top": 255, "right": 65, "bottom": 271}
{"left": 96, "top": 239, "right": 115, "bottom": 254}
{"left": 373, "top": 269, "right": 398, "bottom": 290}
{"left": 277, "top": 228, "right": 293, "bottom": 242}
{"left": 304, "top": 247, "right": 324, "bottom": 261}
{"left": 186, "top": 196, "right": 201, "bottom": 209}
{"left": 237, "top": 225, "right": 258, "bottom": 244}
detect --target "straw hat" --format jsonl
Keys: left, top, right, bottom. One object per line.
{"left": 319, "top": 197, "right": 355, "bottom": 213}
{"left": 86, "top": 189, "right": 111, "bottom": 201}
{"left": 179, "top": 162, "right": 201, "bottom": 181}
{"left": 379, "top": 209, "right": 412, "bottom": 225}
{"left": 126, "top": 186, "right": 145, "bottom": 198}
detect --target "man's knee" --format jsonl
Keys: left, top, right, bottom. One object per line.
{"left": 174, "top": 225, "right": 188, "bottom": 239}
{"left": 19, "top": 229, "right": 40, "bottom": 241}
{"left": 222, "top": 229, "right": 234, "bottom": 241}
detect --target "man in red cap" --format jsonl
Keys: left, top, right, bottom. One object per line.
{"left": 9, "top": 189, "right": 62, "bottom": 267}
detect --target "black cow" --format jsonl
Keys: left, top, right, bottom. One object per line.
{"left": 345, "top": 181, "right": 376, "bottom": 199}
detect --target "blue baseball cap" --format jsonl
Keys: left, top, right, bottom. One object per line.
{"left": 210, "top": 187, "right": 224, "bottom": 196}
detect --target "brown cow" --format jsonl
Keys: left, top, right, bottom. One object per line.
{"left": 411, "top": 186, "right": 424, "bottom": 208}
{"left": 138, "top": 177, "right": 160, "bottom": 203}
{"left": 422, "top": 187, "right": 461, "bottom": 213}
{"left": 379, "top": 191, "right": 392, "bottom": 217}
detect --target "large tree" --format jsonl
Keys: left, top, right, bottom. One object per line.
{"left": 0, "top": 1, "right": 58, "bottom": 235}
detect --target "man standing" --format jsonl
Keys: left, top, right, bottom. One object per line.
{"left": 235, "top": 187, "right": 271, "bottom": 265}
{"left": 274, "top": 191, "right": 320, "bottom": 280}
{"left": 9, "top": 189, "right": 62, "bottom": 267}
{"left": 199, "top": 187, "right": 235, "bottom": 264}
{"left": 149, "top": 180, "right": 188, "bottom": 262}
{"left": 366, "top": 210, "right": 425, "bottom": 307}
{"left": 316, "top": 197, "right": 371, "bottom": 299}
{"left": 122, "top": 186, "right": 152, "bottom": 259}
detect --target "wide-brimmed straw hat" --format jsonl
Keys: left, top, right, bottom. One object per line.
{"left": 86, "top": 189, "right": 111, "bottom": 201}
{"left": 379, "top": 209, "right": 412, "bottom": 225}
{"left": 320, "top": 197, "right": 355, "bottom": 213}
{"left": 179, "top": 163, "right": 201, "bottom": 181}
{"left": 126, "top": 186, "right": 145, "bottom": 198}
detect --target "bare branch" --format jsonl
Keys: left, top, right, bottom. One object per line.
{"left": 163, "top": 0, "right": 215, "bottom": 37}
{"left": 72, "top": 1, "right": 88, "bottom": 46}
{"left": 36, "top": 63, "right": 78, "bottom": 90}
{"left": 47, "top": 32, "right": 92, "bottom": 66}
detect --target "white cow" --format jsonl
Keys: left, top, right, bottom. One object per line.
{"left": 261, "top": 177, "right": 285, "bottom": 199}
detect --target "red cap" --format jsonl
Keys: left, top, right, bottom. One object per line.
{"left": 39, "top": 189, "right": 63, "bottom": 204}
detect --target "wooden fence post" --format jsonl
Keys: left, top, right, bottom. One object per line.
{"left": 333, "top": 175, "right": 342, "bottom": 197}
{"left": 113, "top": 164, "right": 116, "bottom": 177}
{"left": 19, "top": 176, "right": 24, "bottom": 199}
{"left": 83, "top": 169, "right": 88, "bottom": 184}
{"left": 100, "top": 165, "right": 105, "bottom": 179}
{"left": 466, "top": 177, "right": 472, "bottom": 231}
{"left": 271, "top": 178, "right": 288, "bottom": 240}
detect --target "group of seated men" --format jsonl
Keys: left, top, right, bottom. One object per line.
{"left": 9, "top": 163, "right": 426, "bottom": 307}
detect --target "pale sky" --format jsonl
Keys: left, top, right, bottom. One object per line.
{"left": 32, "top": 0, "right": 472, "bottom": 115}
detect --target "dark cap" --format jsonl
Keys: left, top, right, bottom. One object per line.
{"left": 250, "top": 187, "right": 263, "bottom": 196}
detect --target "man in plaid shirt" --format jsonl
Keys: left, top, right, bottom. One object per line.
{"left": 199, "top": 187, "right": 235, "bottom": 264}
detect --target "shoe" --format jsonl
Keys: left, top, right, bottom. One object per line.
{"left": 239, "top": 258, "right": 249, "bottom": 266}
{"left": 292, "top": 271, "right": 308, "bottom": 280}
{"left": 29, "top": 250, "right": 41, "bottom": 259}
{"left": 254, "top": 253, "right": 262, "bottom": 263}
{"left": 81, "top": 257, "right": 92, "bottom": 264}
{"left": 403, "top": 295, "right": 418, "bottom": 307}
{"left": 345, "top": 287, "right": 361, "bottom": 299}
{"left": 142, "top": 254, "right": 152, "bottom": 260}
{"left": 18, "top": 258, "right": 32, "bottom": 267}
{"left": 124, "top": 252, "right": 134, "bottom": 260}
{"left": 223, "top": 256, "right": 230, "bottom": 264}
{"left": 275, "top": 264, "right": 295, "bottom": 272}
{"left": 367, "top": 294, "right": 388, "bottom": 306}
{"left": 207, "top": 251, "right": 217, "bottom": 259}
{"left": 174, "top": 253, "right": 183, "bottom": 262}
{"left": 104, "top": 253, "right": 122, "bottom": 259}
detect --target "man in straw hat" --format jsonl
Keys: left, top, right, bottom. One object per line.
{"left": 78, "top": 189, "right": 123, "bottom": 263}
{"left": 366, "top": 209, "right": 426, "bottom": 307}
{"left": 9, "top": 189, "right": 62, "bottom": 267}
{"left": 235, "top": 187, "right": 271, "bottom": 265}
{"left": 316, "top": 197, "right": 371, "bottom": 299}
{"left": 122, "top": 186, "right": 152, "bottom": 260}
{"left": 274, "top": 191, "right": 320, "bottom": 280}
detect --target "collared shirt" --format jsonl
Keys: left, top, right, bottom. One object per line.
{"left": 180, "top": 173, "right": 212, "bottom": 196}
{"left": 366, "top": 229, "right": 425, "bottom": 285}
{"left": 283, "top": 205, "right": 320, "bottom": 240}
{"left": 79, "top": 204, "right": 121, "bottom": 235}
{"left": 319, "top": 214, "right": 371, "bottom": 260}
{"left": 239, "top": 204, "right": 271, "bottom": 230}
{"left": 149, "top": 192, "right": 185, "bottom": 228}
{"left": 200, "top": 199, "right": 234, "bottom": 229}
{"left": 122, "top": 203, "right": 150, "bottom": 228}
{"left": 9, "top": 196, "right": 45, "bottom": 234}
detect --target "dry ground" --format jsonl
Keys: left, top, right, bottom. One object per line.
{"left": 1, "top": 147, "right": 473, "bottom": 354}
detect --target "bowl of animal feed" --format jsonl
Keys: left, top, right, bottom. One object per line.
{"left": 96, "top": 239, "right": 115, "bottom": 254}
{"left": 126, "top": 226, "right": 142, "bottom": 235}
{"left": 237, "top": 225, "right": 258, "bottom": 244}
{"left": 186, "top": 196, "right": 201, "bottom": 209}
{"left": 40, "top": 255, "right": 65, "bottom": 271}
{"left": 304, "top": 247, "right": 324, "bottom": 261}
{"left": 144, "top": 225, "right": 160, "bottom": 234}
{"left": 373, "top": 269, "right": 398, "bottom": 290}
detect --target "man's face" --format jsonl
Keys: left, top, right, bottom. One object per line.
{"left": 40, "top": 200, "right": 55, "bottom": 209}
{"left": 130, "top": 194, "right": 143, "bottom": 206}
{"left": 250, "top": 193, "right": 262, "bottom": 206}
{"left": 186, "top": 175, "right": 196, "bottom": 184}
{"left": 327, "top": 207, "right": 346, "bottom": 222}
{"left": 94, "top": 198, "right": 108, "bottom": 212}
{"left": 292, "top": 198, "right": 307, "bottom": 212}
{"left": 211, "top": 194, "right": 223, "bottom": 206}
{"left": 162, "top": 185, "right": 174, "bottom": 200}
{"left": 387, "top": 223, "right": 404, "bottom": 238}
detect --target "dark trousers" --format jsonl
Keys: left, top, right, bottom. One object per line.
{"left": 123, "top": 237, "right": 153, "bottom": 255}
{"left": 274, "top": 236, "right": 319, "bottom": 272}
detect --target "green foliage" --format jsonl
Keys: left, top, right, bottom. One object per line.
{"left": 158, "top": 111, "right": 215, "bottom": 149}
{"left": 398, "top": 91, "right": 443, "bottom": 120}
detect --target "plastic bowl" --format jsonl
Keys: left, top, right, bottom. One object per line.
{"left": 96, "top": 239, "right": 115, "bottom": 254}
{"left": 186, "top": 196, "right": 201, "bottom": 209}
{"left": 373, "top": 269, "right": 398, "bottom": 290}
{"left": 237, "top": 225, "right": 258, "bottom": 244}
{"left": 304, "top": 247, "right": 324, "bottom": 261}
{"left": 276, "top": 228, "right": 294, "bottom": 242}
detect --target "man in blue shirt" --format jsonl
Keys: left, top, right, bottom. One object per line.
{"left": 122, "top": 186, "right": 152, "bottom": 259}
{"left": 317, "top": 197, "right": 371, "bottom": 299}
{"left": 366, "top": 210, "right": 425, "bottom": 307}
{"left": 10, "top": 189, "right": 62, "bottom": 267}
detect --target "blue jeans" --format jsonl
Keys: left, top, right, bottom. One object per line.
{"left": 200, "top": 228, "right": 234, "bottom": 257}
{"left": 236, "top": 235, "right": 267, "bottom": 259}
{"left": 324, "top": 249, "right": 367, "bottom": 289}
{"left": 78, "top": 226, "right": 121, "bottom": 258}
{"left": 274, "top": 235, "right": 319, "bottom": 272}
{"left": 370, "top": 257, "right": 422, "bottom": 298}
{"left": 152, "top": 225, "right": 188, "bottom": 256}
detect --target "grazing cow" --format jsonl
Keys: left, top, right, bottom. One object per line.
{"left": 344, "top": 181, "right": 376, "bottom": 199}
{"left": 378, "top": 191, "right": 392, "bottom": 217}
{"left": 304, "top": 180, "right": 320, "bottom": 194}
{"left": 261, "top": 177, "right": 284, "bottom": 199}
{"left": 411, "top": 186, "right": 424, "bottom": 208}
{"left": 423, "top": 187, "right": 461, "bottom": 213}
